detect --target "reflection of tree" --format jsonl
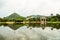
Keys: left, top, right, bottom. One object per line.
{"left": 55, "top": 24, "right": 60, "bottom": 29}
{"left": 47, "top": 23, "right": 60, "bottom": 30}
{"left": 0, "top": 23, "right": 2, "bottom": 26}
{"left": 26, "top": 23, "right": 41, "bottom": 28}
{"left": 26, "top": 23, "right": 46, "bottom": 29}
{"left": 0, "top": 23, "right": 8, "bottom": 27}
{"left": 1, "top": 23, "right": 60, "bottom": 30}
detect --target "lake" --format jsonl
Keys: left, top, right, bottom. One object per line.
{"left": 0, "top": 23, "right": 60, "bottom": 40}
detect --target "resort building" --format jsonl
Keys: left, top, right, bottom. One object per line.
{"left": 26, "top": 15, "right": 47, "bottom": 24}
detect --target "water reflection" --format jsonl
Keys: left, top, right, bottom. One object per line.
{"left": 0, "top": 23, "right": 60, "bottom": 30}
{"left": 47, "top": 23, "right": 60, "bottom": 30}
{"left": 0, "top": 23, "right": 60, "bottom": 40}
{"left": 0, "top": 34, "right": 5, "bottom": 40}
{"left": 8, "top": 23, "right": 24, "bottom": 30}
{"left": 26, "top": 23, "right": 60, "bottom": 30}
{"left": 0, "top": 23, "right": 24, "bottom": 30}
{"left": 26, "top": 23, "right": 46, "bottom": 30}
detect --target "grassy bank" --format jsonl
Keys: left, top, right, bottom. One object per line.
{"left": 0, "top": 22, "right": 15, "bottom": 24}
{"left": 47, "top": 22, "right": 60, "bottom": 24}
{"left": 0, "top": 21, "right": 60, "bottom": 24}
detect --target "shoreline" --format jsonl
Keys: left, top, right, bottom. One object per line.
{"left": 0, "top": 21, "right": 60, "bottom": 24}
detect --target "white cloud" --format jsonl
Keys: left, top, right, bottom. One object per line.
{"left": 0, "top": 0, "right": 60, "bottom": 17}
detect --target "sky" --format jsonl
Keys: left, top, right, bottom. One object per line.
{"left": 0, "top": 0, "right": 60, "bottom": 17}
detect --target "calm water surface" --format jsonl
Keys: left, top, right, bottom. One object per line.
{"left": 0, "top": 23, "right": 60, "bottom": 40}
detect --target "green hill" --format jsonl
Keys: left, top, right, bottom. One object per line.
{"left": 4, "top": 13, "right": 25, "bottom": 20}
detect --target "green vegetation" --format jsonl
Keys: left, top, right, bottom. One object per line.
{"left": 0, "top": 13, "right": 60, "bottom": 30}
{"left": 0, "top": 12, "right": 26, "bottom": 22}
{"left": 0, "top": 12, "right": 60, "bottom": 24}
{"left": 4, "top": 13, "right": 25, "bottom": 20}
{"left": 47, "top": 13, "right": 60, "bottom": 23}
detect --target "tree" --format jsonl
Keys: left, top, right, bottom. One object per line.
{"left": 56, "top": 14, "right": 60, "bottom": 21}
{"left": 51, "top": 13, "right": 53, "bottom": 17}
{"left": 0, "top": 18, "right": 3, "bottom": 22}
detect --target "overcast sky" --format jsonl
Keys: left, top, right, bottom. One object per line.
{"left": 0, "top": 0, "right": 60, "bottom": 17}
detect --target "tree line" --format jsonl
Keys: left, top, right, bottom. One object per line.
{"left": 0, "top": 13, "right": 60, "bottom": 22}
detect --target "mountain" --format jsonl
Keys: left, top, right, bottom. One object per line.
{"left": 31, "top": 15, "right": 42, "bottom": 18}
{"left": 4, "top": 13, "right": 25, "bottom": 20}
{"left": 27, "top": 15, "right": 43, "bottom": 19}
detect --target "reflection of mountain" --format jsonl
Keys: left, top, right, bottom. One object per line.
{"left": 6, "top": 24, "right": 24, "bottom": 30}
